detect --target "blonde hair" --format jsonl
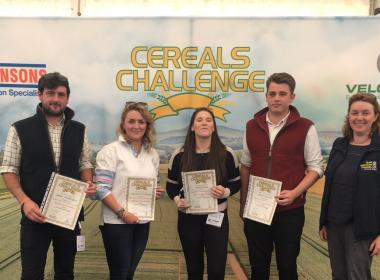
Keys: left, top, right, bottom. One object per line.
{"left": 117, "top": 103, "right": 156, "bottom": 151}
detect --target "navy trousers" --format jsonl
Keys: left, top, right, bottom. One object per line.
{"left": 100, "top": 223, "right": 150, "bottom": 280}
{"left": 244, "top": 207, "right": 305, "bottom": 280}
{"left": 20, "top": 223, "right": 79, "bottom": 280}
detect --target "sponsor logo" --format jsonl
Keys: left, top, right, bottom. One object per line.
{"left": 345, "top": 54, "right": 380, "bottom": 97}
{"left": 360, "top": 161, "right": 377, "bottom": 171}
{"left": 346, "top": 84, "right": 380, "bottom": 94}
{"left": 0, "top": 63, "right": 47, "bottom": 98}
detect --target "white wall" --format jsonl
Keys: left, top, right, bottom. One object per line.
{"left": 0, "top": 0, "right": 372, "bottom": 17}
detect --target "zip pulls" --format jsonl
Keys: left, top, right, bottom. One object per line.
{"left": 57, "top": 123, "right": 67, "bottom": 173}
{"left": 264, "top": 118, "right": 287, "bottom": 179}
{"left": 44, "top": 118, "right": 68, "bottom": 174}
{"left": 266, "top": 128, "right": 282, "bottom": 179}
{"left": 258, "top": 110, "right": 296, "bottom": 179}
{"left": 45, "top": 123, "right": 59, "bottom": 173}
{"left": 267, "top": 145, "right": 273, "bottom": 178}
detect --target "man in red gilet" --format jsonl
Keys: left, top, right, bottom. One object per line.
{"left": 240, "top": 72, "right": 323, "bottom": 280}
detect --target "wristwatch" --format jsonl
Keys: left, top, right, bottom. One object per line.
{"left": 116, "top": 208, "right": 126, "bottom": 219}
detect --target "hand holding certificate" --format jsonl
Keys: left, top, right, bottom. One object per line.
{"left": 243, "top": 175, "right": 282, "bottom": 225}
{"left": 125, "top": 177, "right": 156, "bottom": 221}
{"left": 182, "top": 170, "right": 218, "bottom": 214}
{"left": 41, "top": 173, "right": 88, "bottom": 230}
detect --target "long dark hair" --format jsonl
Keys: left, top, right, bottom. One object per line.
{"left": 181, "top": 107, "right": 227, "bottom": 182}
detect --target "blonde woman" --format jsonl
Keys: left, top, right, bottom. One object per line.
{"left": 94, "top": 102, "right": 164, "bottom": 280}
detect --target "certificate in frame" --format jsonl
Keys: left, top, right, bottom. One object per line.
{"left": 41, "top": 172, "right": 88, "bottom": 230}
{"left": 182, "top": 169, "right": 218, "bottom": 214}
{"left": 243, "top": 175, "right": 282, "bottom": 225}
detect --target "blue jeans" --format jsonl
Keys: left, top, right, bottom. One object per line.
{"left": 20, "top": 223, "right": 80, "bottom": 280}
{"left": 244, "top": 207, "right": 305, "bottom": 280}
{"left": 100, "top": 223, "right": 149, "bottom": 280}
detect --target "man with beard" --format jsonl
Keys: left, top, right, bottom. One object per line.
{"left": 0, "top": 72, "right": 96, "bottom": 280}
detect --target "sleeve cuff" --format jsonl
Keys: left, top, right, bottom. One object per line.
{"left": 0, "top": 166, "right": 19, "bottom": 175}
{"left": 98, "top": 190, "right": 112, "bottom": 201}
{"left": 307, "top": 167, "right": 324, "bottom": 178}
{"left": 222, "top": 188, "right": 231, "bottom": 198}
{"left": 174, "top": 196, "right": 180, "bottom": 203}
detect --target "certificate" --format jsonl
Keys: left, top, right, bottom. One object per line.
{"left": 125, "top": 177, "right": 156, "bottom": 221}
{"left": 41, "top": 172, "right": 88, "bottom": 230}
{"left": 182, "top": 170, "right": 218, "bottom": 214}
{"left": 243, "top": 175, "right": 282, "bottom": 225}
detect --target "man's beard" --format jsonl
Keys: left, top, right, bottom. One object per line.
{"left": 42, "top": 103, "right": 65, "bottom": 117}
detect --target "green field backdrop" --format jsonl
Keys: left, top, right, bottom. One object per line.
{"left": 0, "top": 177, "right": 5, "bottom": 193}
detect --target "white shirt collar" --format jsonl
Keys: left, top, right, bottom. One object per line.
{"left": 265, "top": 111, "right": 290, "bottom": 127}
{"left": 118, "top": 135, "right": 147, "bottom": 157}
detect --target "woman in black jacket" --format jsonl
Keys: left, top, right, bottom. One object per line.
{"left": 320, "top": 93, "right": 380, "bottom": 280}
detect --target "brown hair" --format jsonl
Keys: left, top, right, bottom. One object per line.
{"left": 117, "top": 102, "right": 156, "bottom": 151}
{"left": 181, "top": 107, "right": 227, "bottom": 182}
{"left": 38, "top": 72, "right": 70, "bottom": 96}
{"left": 266, "top": 72, "right": 296, "bottom": 93}
{"left": 342, "top": 93, "right": 380, "bottom": 140}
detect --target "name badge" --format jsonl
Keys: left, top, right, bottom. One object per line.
{"left": 206, "top": 212, "right": 224, "bottom": 227}
{"left": 77, "top": 235, "right": 85, "bottom": 252}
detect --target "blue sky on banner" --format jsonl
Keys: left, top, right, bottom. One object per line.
{"left": 0, "top": 17, "right": 380, "bottom": 151}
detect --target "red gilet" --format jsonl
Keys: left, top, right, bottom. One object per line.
{"left": 246, "top": 105, "right": 313, "bottom": 212}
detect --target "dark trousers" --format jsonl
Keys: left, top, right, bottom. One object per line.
{"left": 20, "top": 223, "right": 79, "bottom": 280}
{"left": 244, "top": 207, "right": 305, "bottom": 280}
{"left": 100, "top": 223, "right": 150, "bottom": 280}
{"left": 326, "top": 223, "right": 373, "bottom": 280}
{"left": 178, "top": 211, "right": 229, "bottom": 280}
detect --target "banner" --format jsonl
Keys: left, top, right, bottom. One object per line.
{"left": 1, "top": 17, "right": 380, "bottom": 162}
